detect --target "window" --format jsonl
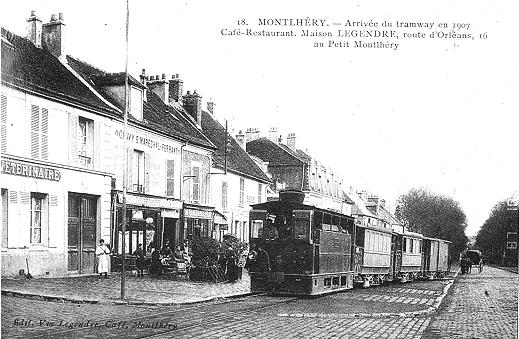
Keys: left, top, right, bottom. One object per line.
{"left": 1, "top": 189, "right": 7, "bottom": 248}
{"left": 239, "top": 178, "right": 245, "bottom": 206}
{"left": 235, "top": 221, "right": 240, "bottom": 237}
{"left": 30, "top": 105, "right": 49, "bottom": 160}
{"left": 166, "top": 160, "right": 175, "bottom": 196}
{"left": 251, "top": 220, "right": 263, "bottom": 238}
{"left": 78, "top": 117, "right": 94, "bottom": 167}
{"left": 221, "top": 182, "right": 228, "bottom": 210}
{"left": 132, "top": 150, "right": 145, "bottom": 193}
{"left": 1, "top": 95, "right": 6, "bottom": 153}
{"left": 130, "top": 86, "right": 143, "bottom": 120}
{"left": 257, "top": 183, "right": 263, "bottom": 203}
{"left": 402, "top": 237, "right": 407, "bottom": 252}
{"left": 191, "top": 165, "right": 200, "bottom": 203}
{"left": 30, "top": 193, "right": 47, "bottom": 244}
{"left": 507, "top": 242, "right": 517, "bottom": 249}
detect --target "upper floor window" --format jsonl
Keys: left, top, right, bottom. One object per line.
{"left": 239, "top": 178, "right": 245, "bottom": 207}
{"left": 507, "top": 242, "right": 517, "bottom": 249}
{"left": 257, "top": 183, "right": 263, "bottom": 203}
{"left": 131, "top": 150, "right": 145, "bottom": 193}
{"left": 221, "top": 182, "right": 228, "bottom": 210}
{"left": 78, "top": 117, "right": 94, "bottom": 168}
{"left": 130, "top": 86, "right": 143, "bottom": 121}
{"left": 191, "top": 165, "right": 201, "bottom": 203}
{"left": 30, "top": 105, "right": 48, "bottom": 160}
{"left": 166, "top": 160, "right": 175, "bottom": 196}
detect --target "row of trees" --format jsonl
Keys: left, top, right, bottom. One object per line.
{"left": 395, "top": 188, "right": 468, "bottom": 260}
{"left": 475, "top": 200, "right": 518, "bottom": 264}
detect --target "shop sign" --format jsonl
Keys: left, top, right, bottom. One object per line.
{"left": 184, "top": 208, "right": 212, "bottom": 219}
{"left": 1, "top": 159, "right": 61, "bottom": 181}
{"left": 162, "top": 209, "right": 180, "bottom": 218}
{"left": 118, "top": 192, "right": 182, "bottom": 210}
{"left": 114, "top": 129, "right": 180, "bottom": 155}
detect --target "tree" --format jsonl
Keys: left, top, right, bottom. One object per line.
{"left": 475, "top": 201, "right": 518, "bottom": 264}
{"left": 396, "top": 188, "right": 469, "bottom": 260}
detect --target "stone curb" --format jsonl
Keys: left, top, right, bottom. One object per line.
{"left": 278, "top": 274, "right": 458, "bottom": 319}
{"left": 1, "top": 289, "right": 254, "bottom": 306}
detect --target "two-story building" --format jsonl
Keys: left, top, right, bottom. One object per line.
{"left": 201, "top": 108, "right": 271, "bottom": 243}
{"left": 1, "top": 13, "right": 118, "bottom": 276}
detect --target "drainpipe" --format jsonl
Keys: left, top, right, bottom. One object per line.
{"left": 179, "top": 142, "right": 188, "bottom": 200}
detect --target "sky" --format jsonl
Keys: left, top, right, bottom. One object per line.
{"left": 2, "top": 0, "right": 517, "bottom": 236}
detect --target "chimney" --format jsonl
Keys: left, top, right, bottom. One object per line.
{"left": 168, "top": 74, "right": 183, "bottom": 104}
{"left": 147, "top": 73, "right": 169, "bottom": 103}
{"left": 287, "top": 132, "right": 296, "bottom": 150}
{"left": 183, "top": 90, "right": 202, "bottom": 126}
{"left": 268, "top": 127, "right": 278, "bottom": 142}
{"left": 236, "top": 130, "right": 245, "bottom": 149}
{"left": 246, "top": 128, "right": 260, "bottom": 142}
{"left": 42, "top": 13, "right": 65, "bottom": 59}
{"left": 207, "top": 100, "right": 215, "bottom": 114}
{"left": 26, "top": 10, "right": 42, "bottom": 48}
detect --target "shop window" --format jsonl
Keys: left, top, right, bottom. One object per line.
{"left": 221, "top": 182, "right": 228, "bottom": 210}
{"left": 191, "top": 165, "right": 200, "bottom": 203}
{"left": 239, "top": 178, "right": 245, "bottom": 207}
{"left": 166, "top": 160, "right": 175, "bottom": 196}
{"left": 78, "top": 117, "right": 94, "bottom": 168}
{"left": 30, "top": 193, "right": 47, "bottom": 244}
{"left": 131, "top": 150, "right": 145, "bottom": 193}
{"left": 1, "top": 189, "right": 7, "bottom": 248}
{"left": 30, "top": 105, "right": 49, "bottom": 160}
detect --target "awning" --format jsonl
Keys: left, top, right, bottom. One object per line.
{"left": 214, "top": 210, "right": 228, "bottom": 225}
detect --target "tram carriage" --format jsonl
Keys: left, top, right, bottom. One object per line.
{"left": 422, "top": 237, "right": 451, "bottom": 279}
{"left": 353, "top": 223, "right": 393, "bottom": 287}
{"left": 393, "top": 230, "right": 424, "bottom": 282}
{"left": 248, "top": 190, "right": 355, "bottom": 295}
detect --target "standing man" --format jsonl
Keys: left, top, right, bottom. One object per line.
{"left": 96, "top": 239, "right": 111, "bottom": 278}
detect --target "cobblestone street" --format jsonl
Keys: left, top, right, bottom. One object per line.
{"left": 423, "top": 265, "right": 518, "bottom": 339}
{"left": 2, "top": 266, "right": 516, "bottom": 338}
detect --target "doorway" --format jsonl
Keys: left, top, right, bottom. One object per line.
{"left": 67, "top": 194, "right": 97, "bottom": 273}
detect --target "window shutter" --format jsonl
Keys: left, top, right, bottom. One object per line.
{"left": 1, "top": 95, "right": 7, "bottom": 153}
{"left": 144, "top": 152, "right": 151, "bottom": 193}
{"left": 94, "top": 121, "right": 101, "bottom": 170}
{"left": 68, "top": 113, "right": 78, "bottom": 165}
{"left": 30, "top": 105, "right": 40, "bottom": 159}
{"left": 166, "top": 160, "right": 175, "bottom": 196}
{"left": 41, "top": 108, "right": 48, "bottom": 160}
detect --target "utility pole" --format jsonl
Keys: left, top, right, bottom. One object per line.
{"left": 121, "top": 0, "right": 130, "bottom": 300}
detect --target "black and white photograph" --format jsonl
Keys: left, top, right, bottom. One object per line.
{"left": 1, "top": 0, "right": 517, "bottom": 338}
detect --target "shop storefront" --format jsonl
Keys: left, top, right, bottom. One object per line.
{"left": 1, "top": 157, "right": 112, "bottom": 277}
{"left": 183, "top": 204, "right": 214, "bottom": 240}
{"left": 112, "top": 191, "right": 182, "bottom": 255}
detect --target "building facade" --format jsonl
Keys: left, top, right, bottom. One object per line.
{"left": 1, "top": 15, "right": 119, "bottom": 277}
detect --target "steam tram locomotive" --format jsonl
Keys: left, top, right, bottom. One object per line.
{"left": 248, "top": 190, "right": 451, "bottom": 296}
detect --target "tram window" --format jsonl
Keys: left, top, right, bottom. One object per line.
{"left": 340, "top": 218, "right": 350, "bottom": 233}
{"left": 251, "top": 220, "right": 263, "bottom": 238}
{"left": 340, "top": 276, "right": 347, "bottom": 286}
{"left": 332, "top": 277, "right": 339, "bottom": 286}
{"left": 402, "top": 237, "right": 407, "bottom": 252}
{"left": 322, "top": 224, "right": 331, "bottom": 231}
{"left": 324, "top": 278, "right": 331, "bottom": 287}
{"left": 314, "top": 211, "right": 323, "bottom": 229}
{"left": 331, "top": 225, "right": 339, "bottom": 232}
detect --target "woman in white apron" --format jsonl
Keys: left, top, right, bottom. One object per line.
{"left": 96, "top": 239, "right": 111, "bottom": 278}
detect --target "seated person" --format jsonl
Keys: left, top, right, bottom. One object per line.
{"left": 132, "top": 244, "right": 146, "bottom": 277}
{"left": 162, "top": 242, "right": 172, "bottom": 258}
{"left": 173, "top": 245, "right": 186, "bottom": 262}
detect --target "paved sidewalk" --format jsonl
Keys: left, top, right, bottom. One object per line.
{"left": 1, "top": 270, "right": 251, "bottom": 305}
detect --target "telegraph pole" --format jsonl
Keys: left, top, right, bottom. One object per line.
{"left": 121, "top": 0, "right": 130, "bottom": 300}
